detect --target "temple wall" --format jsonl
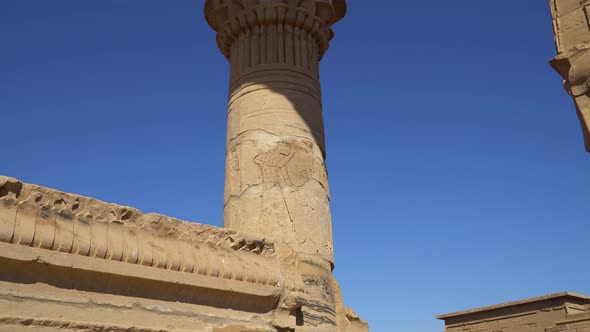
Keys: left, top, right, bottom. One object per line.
{"left": 439, "top": 293, "right": 590, "bottom": 332}
{"left": 550, "top": 0, "right": 590, "bottom": 53}
{"left": 549, "top": 311, "right": 590, "bottom": 332}
{"left": 550, "top": 0, "right": 590, "bottom": 151}
{"left": 443, "top": 309, "right": 567, "bottom": 332}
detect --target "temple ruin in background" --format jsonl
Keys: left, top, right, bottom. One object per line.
{"left": 438, "top": 292, "right": 590, "bottom": 332}
{"left": 0, "top": 1, "right": 368, "bottom": 331}
{"left": 437, "top": 1, "right": 590, "bottom": 331}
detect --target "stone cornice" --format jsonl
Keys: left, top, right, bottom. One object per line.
{"left": 204, "top": 0, "right": 346, "bottom": 60}
{"left": 0, "top": 241, "right": 281, "bottom": 312}
{"left": 0, "top": 176, "right": 279, "bottom": 287}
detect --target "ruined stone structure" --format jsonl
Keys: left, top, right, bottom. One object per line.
{"left": 0, "top": 1, "right": 368, "bottom": 331}
{"left": 550, "top": 0, "right": 590, "bottom": 152}
{"left": 438, "top": 293, "right": 590, "bottom": 332}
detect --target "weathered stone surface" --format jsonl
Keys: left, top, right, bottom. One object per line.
{"left": 0, "top": 1, "right": 368, "bottom": 331}
{"left": 548, "top": 311, "right": 590, "bottom": 332}
{"left": 550, "top": 0, "right": 590, "bottom": 152}
{"left": 204, "top": 2, "right": 368, "bottom": 331}
{"left": 0, "top": 175, "right": 366, "bottom": 331}
{"left": 204, "top": 0, "right": 346, "bottom": 61}
{"left": 0, "top": 178, "right": 295, "bottom": 331}
{"left": 343, "top": 308, "right": 369, "bottom": 332}
{"left": 0, "top": 176, "right": 287, "bottom": 329}
{"left": 0, "top": 277, "right": 279, "bottom": 332}
{"left": 206, "top": 0, "right": 346, "bottom": 267}
{"left": 0, "top": 176, "right": 279, "bottom": 286}
{"left": 438, "top": 292, "right": 590, "bottom": 332}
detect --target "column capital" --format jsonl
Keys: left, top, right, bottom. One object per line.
{"left": 204, "top": 0, "right": 346, "bottom": 60}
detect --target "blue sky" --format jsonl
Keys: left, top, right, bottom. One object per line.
{"left": 1, "top": 1, "right": 589, "bottom": 331}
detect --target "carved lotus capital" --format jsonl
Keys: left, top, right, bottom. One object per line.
{"left": 204, "top": 0, "right": 346, "bottom": 59}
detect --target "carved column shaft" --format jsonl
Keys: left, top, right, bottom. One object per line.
{"left": 206, "top": 0, "right": 346, "bottom": 265}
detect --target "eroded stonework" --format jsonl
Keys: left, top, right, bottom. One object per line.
{"left": 0, "top": 176, "right": 278, "bottom": 285}
{"left": 206, "top": 0, "right": 347, "bottom": 264}
{"left": 438, "top": 292, "right": 590, "bottom": 332}
{"left": 0, "top": 177, "right": 367, "bottom": 331}
{"left": 0, "top": 1, "right": 368, "bottom": 331}
{"left": 550, "top": 0, "right": 590, "bottom": 152}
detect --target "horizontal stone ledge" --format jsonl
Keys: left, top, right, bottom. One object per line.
{"left": 556, "top": 311, "right": 590, "bottom": 325}
{"left": 0, "top": 316, "right": 172, "bottom": 332}
{"left": 0, "top": 176, "right": 281, "bottom": 287}
{"left": 0, "top": 241, "right": 282, "bottom": 314}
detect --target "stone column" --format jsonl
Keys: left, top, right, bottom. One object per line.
{"left": 550, "top": 0, "right": 590, "bottom": 152}
{"left": 205, "top": 0, "right": 346, "bottom": 265}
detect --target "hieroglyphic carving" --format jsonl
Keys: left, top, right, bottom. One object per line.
{"left": 0, "top": 176, "right": 279, "bottom": 286}
{"left": 254, "top": 138, "right": 328, "bottom": 189}
{"left": 224, "top": 134, "right": 333, "bottom": 261}
{"left": 255, "top": 138, "right": 330, "bottom": 246}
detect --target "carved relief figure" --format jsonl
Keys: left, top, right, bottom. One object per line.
{"left": 253, "top": 138, "right": 332, "bottom": 249}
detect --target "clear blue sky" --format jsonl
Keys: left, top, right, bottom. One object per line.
{"left": 1, "top": 1, "right": 589, "bottom": 331}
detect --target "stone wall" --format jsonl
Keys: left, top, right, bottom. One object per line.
{"left": 0, "top": 176, "right": 281, "bottom": 331}
{"left": 438, "top": 292, "right": 590, "bottom": 332}
{"left": 548, "top": 311, "right": 590, "bottom": 332}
